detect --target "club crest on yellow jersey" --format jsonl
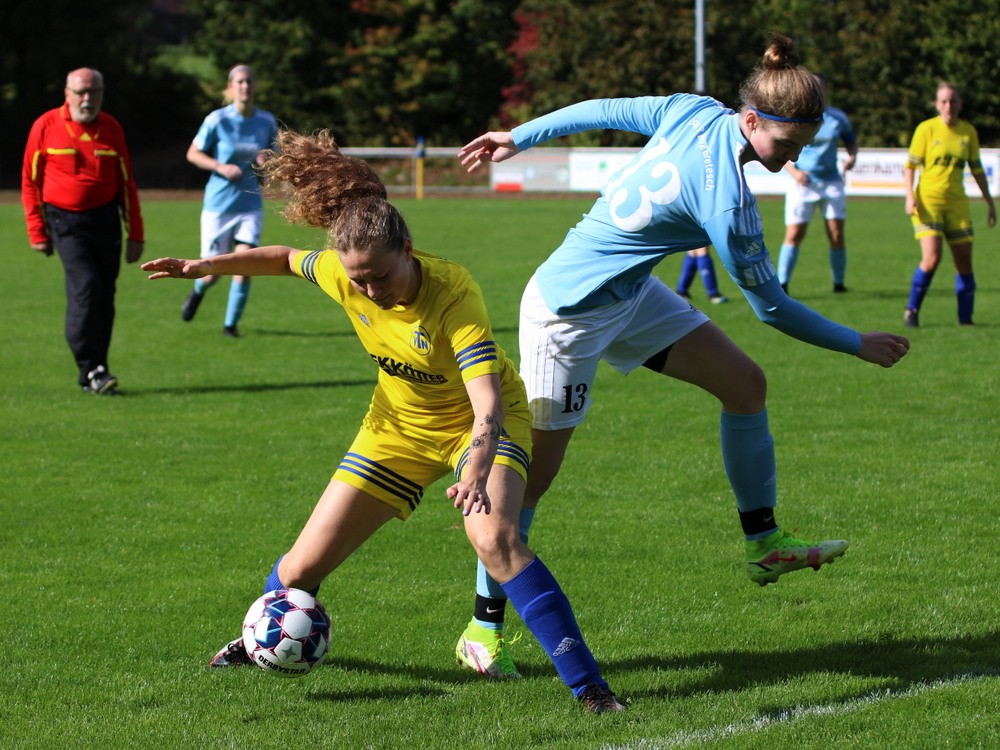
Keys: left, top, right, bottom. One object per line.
{"left": 410, "top": 325, "right": 431, "bottom": 355}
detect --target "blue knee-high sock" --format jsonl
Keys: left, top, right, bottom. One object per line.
{"left": 720, "top": 410, "right": 777, "bottom": 527}
{"left": 193, "top": 277, "right": 212, "bottom": 296}
{"left": 677, "top": 254, "right": 698, "bottom": 295}
{"left": 500, "top": 557, "right": 605, "bottom": 697}
{"left": 777, "top": 243, "right": 799, "bottom": 286}
{"left": 829, "top": 247, "right": 847, "bottom": 286}
{"left": 474, "top": 508, "right": 536, "bottom": 629}
{"left": 696, "top": 253, "right": 722, "bottom": 296}
{"left": 907, "top": 266, "right": 935, "bottom": 311}
{"left": 225, "top": 278, "right": 251, "bottom": 328}
{"left": 956, "top": 273, "right": 976, "bottom": 323}
{"left": 264, "top": 555, "right": 320, "bottom": 597}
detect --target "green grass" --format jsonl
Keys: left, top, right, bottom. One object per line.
{"left": 1, "top": 195, "right": 998, "bottom": 749}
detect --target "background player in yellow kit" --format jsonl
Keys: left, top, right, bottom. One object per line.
{"left": 141, "top": 129, "right": 625, "bottom": 714}
{"left": 903, "top": 81, "right": 995, "bottom": 327}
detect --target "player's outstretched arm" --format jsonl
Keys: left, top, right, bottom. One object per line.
{"left": 855, "top": 332, "right": 910, "bottom": 368}
{"left": 142, "top": 245, "right": 298, "bottom": 280}
{"left": 458, "top": 132, "right": 521, "bottom": 173}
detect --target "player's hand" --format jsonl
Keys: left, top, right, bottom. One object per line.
{"left": 447, "top": 482, "right": 491, "bottom": 516}
{"left": 986, "top": 204, "right": 996, "bottom": 228}
{"left": 30, "top": 240, "right": 53, "bottom": 257}
{"left": 905, "top": 196, "right": 917, "bottom": 216}
{"left": 125, "top": 239, "right": 144, "bottom": 264}
{"left": 141, "top": 257, "right": 207, "bottom": 280}
{"left": 856, "top": 332, "right": 910, "bottom": 368}
{"left": 788, "top": 168, "right": 809, "bottom": 186}
{"left": 215, "top": 163, "right": 244, "bottom": 182}
{"left": 457, "top": 132, "right": 521, "bottom": 173}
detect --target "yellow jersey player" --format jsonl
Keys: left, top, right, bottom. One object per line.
{"left": 904, "top": 81, "right": 996, "bottom": 327}
{"left": 141, "top": 128, "right": 625, "bottom": 714}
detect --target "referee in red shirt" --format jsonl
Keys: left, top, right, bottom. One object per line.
{"left": 21, "top": 67, "right": 144, "bottom": 395}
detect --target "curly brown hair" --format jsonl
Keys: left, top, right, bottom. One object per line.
{"left": 261, "top": 129, "right": 409, "bottom": 254}
{"left": 739, "top": 34, "right": 825, "bottom": 123}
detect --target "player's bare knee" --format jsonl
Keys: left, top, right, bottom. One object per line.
{"left": 723, "top": 357, "right": 767, "bottom": 412}
{"left": 467, "top": 525, "right": 518, "bottom": 571}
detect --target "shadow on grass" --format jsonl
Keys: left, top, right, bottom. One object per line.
{"left": 251, "top": 328, "right": 354, "bottom": 338}
{"left": 131, "top": 378, "right": 377, "bottom": 396}
{"left": 304, "top": 631, "right": 999, "bottom": 703}
{"left": 611, "top": 630, "right": 1000, "bottom": 701}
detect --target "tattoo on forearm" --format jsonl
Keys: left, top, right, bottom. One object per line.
{"left": 470, "top": 414, "right": 500, "bottom": 449}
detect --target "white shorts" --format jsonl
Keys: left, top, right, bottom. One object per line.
{"left": 519, "top": 274, "right": 710, "bottom": 430}
{"left": 200, "top": 211, "right": 263, "bottom": 258}
{"left": 784, "top": 178, "right": 847, "bottom": 225}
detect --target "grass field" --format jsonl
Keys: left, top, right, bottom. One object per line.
{"left": 2, "top": 194, "right": 998, "bottom": 749}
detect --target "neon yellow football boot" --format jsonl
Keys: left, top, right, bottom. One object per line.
{"left": 746, "top": 529, "right": 849, "bottom": 586}
{"left": 455, "top": 621, "right": 521, "bottom": 678}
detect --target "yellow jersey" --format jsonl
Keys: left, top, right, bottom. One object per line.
{"left": 907, "top": 116, "right": 984, "bottom": 202}
{"left": 291, "top": 247, "right": 524, "bottom": 433}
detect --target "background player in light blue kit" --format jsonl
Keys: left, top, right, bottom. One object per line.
{"left": 455, "top": 36, "right": 910, "bottom": 676}
{"left": 181, "top": 64, "right": 278, "bottom": 336}
{"left": 777, "top": 74, "right": 858, "bottom": 294}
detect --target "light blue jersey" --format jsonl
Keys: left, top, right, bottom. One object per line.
{"left": 193, "top": 104, "right": 278, "bottom": 214}
{"left": 512, "top": 95, "right": 861, "bottom": 354}
{"left": 792, "top": 106, "right": 856, "bottom": 182}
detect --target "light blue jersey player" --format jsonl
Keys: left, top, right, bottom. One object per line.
{"left": 181, "top": 64, "right": 279, "bottom": 336}
{"left": 455, "top": 36, "right": 910, "bottom": 676}
{"left": 778, "top": 75, "right": 859, "bottom": 293}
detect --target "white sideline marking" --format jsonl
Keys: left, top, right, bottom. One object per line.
{"left": 600, "top": 670, "right": 999, "bottom": 750}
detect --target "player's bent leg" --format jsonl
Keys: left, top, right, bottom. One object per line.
{"left": 661, "top": 321, "right": 766, "bottom": 414}
{"left": 458, "top": 466, "right": 530, "bottom": 678}
{"left": 279, "top": 480, "right": 398, "bottom": 591}
{"left": 525, "top": 426, "right": 576, "bottom": 507}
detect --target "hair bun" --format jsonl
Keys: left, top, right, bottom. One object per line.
{"left": 762, "top": 34, "right": 800, "bottom": 70}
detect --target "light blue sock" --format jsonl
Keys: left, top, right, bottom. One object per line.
{"left": 777, "top": 243, "right": 799, "bottom": 286}
{"left": 225, "top": 278, "right": 251, "bottom": 328}
{"left": 193, "top": 277, "right": 211, "bottom": 296}
{"left": 720, "top": 410, "right": 777, "bottom": 525}
{"left": 830, "top": 248, "right": 847, "bottom": 286}
{"left": 474, "top": 507, "right": 536, "bottom": 630}
{"left": 778, "top": 245, "right": 799, "bottom": 286}
{"left": 500, "top": 557, "right": 606, "bottom": 697}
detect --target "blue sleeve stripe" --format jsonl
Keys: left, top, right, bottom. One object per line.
{"left": 456, "top": 341, "right": 498, "bottom": 368}
{"left": 458, "top": 354, "right": 498, "bottom": 371}
{"left": 300, "top": 250, "right": 322, "bottom": 285}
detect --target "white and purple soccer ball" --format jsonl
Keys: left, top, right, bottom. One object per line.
{"left": 242, "top": 588, "right": 331, "bottom": 677}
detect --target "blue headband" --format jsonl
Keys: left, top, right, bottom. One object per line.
{"left": 748, "top": 105, "right": 822, "bottom": 124}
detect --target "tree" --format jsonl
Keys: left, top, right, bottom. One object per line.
{"left": 502, "top": 0, "right": 695, "bottom": 146}
{"left": 338, "top": 0, "right": 519, "bottom": 145}
{"left": 186, "top": 0, "right": 356, "bottom": 135}
{"left": 0, "top": 0, "right": 203, "bottom": 187}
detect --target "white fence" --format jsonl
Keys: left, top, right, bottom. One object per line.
{"left": 487, "top": 147, "right": 1000, "bottom": 198}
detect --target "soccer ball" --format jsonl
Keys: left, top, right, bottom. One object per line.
{"left": 241, "top": 588, "right": 331, "bottom": 677}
